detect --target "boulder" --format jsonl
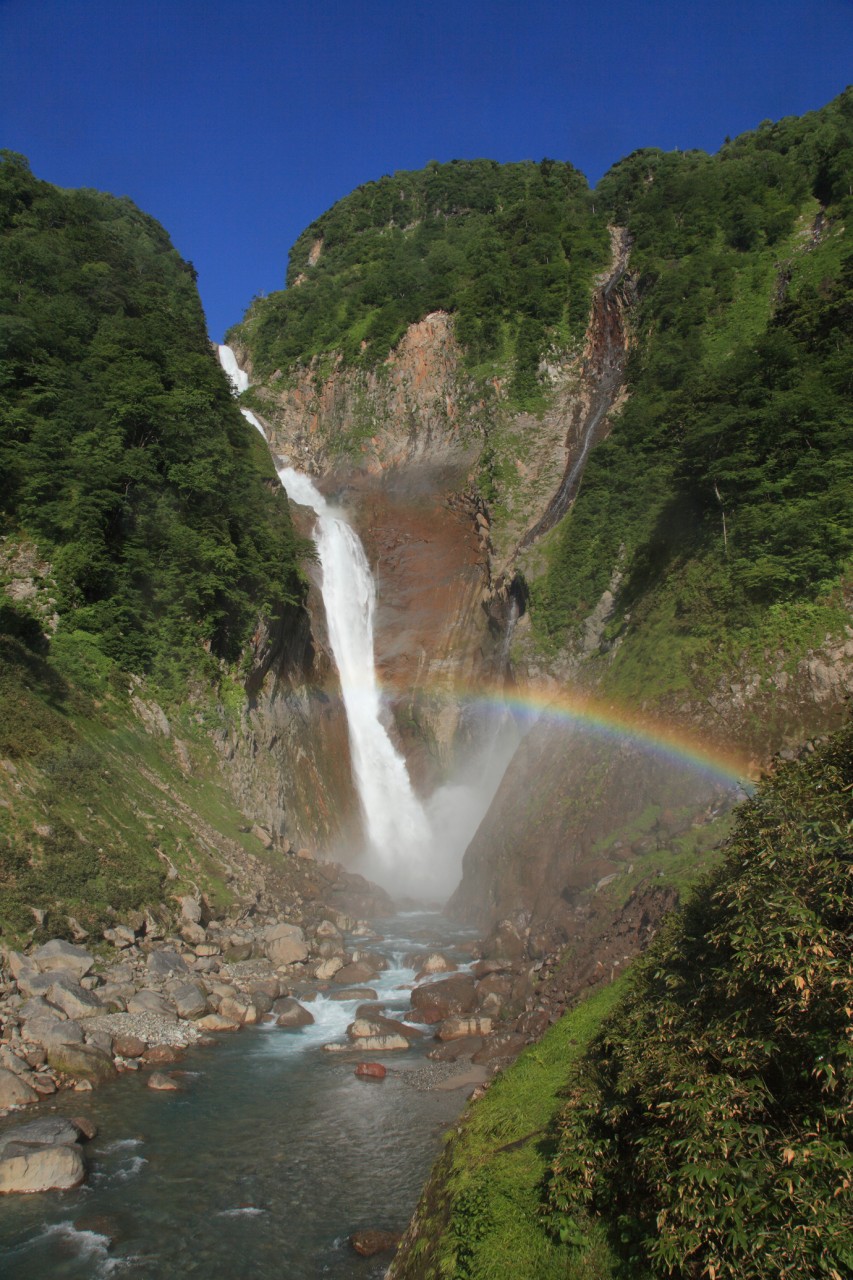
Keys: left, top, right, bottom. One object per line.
{"left": 345, "top": 1033, "right": 408, "bottom": 1052}
{"left": 331, "top": 962, "right": 378, "bottom": 985}
{"left": 427, "top": 1035, "right": 484, "bottom": 1062}
{"left": 315, "top": 938, "right": 346, "bottom": 959}
{"left": 147, "top": 1071, "right": 181, "bottom": 1092}
{"left": 169, "top": 981, "right": 208, "bottom": 1020}
{"left": 348, "top": 1016, "right": 419, "bottom": 1042}
{"left": 47, "top": 1043, "right": 116, "bottom": 1085}
{"left": 146, "top": 949, "right": 188, "bottom": 977}
{"left": 0, "top": 1117, "right": 83, "bottom": 1153}
{"left": 219, "top": 996, "right": 257, "bottom": 1026}
{"left": 180, "top": 922, "right": 206, "bottom": 947}
{"left": 350, "top": 1229, "right": 401, "bottom": 1257}
{"left": 142, "top": 1044, "right": 183, "bottom": 1065}
{"left": 46, "top": 981, "right": 103, "bottom": 1021}
{"left": 113, "top": 1033, "right": 146, "bottom": 1059}
{"left": 472, "top": 1031, "right": 528, "bottom": 1064}
{"left": 0, "top": 1142, "right": 85, "bottom": 1193}
{"left": 267, "top": 936, "right": 309, "bottom": 966}
{"left": 313, "top": 957, "right": 344, "bottom": 981}
{"left": 248, "top": 976, "right": 281, "bottom": 1000}
{"left": 16, "top": 969, "right": 77, "bottom": 999}
{"left": 22, "top": 1015, "right": 84, "bottom": 1052}
{"left": 196, "top": 1013, "right": 241, "bottom": 1032}
{"left": 0, "top": 1067, "right": 38, "bottom": 1108}
{"left": 263, "top": 922, "right": 305, "bottom": 944}
{"left": 179, "top": 895, "right": 202, "bottom": 924}
{"left": 435, "top": 1016, "right": 493, "bottom": 1042}
{"left": 224, "top": 940, "right": 253, "bottom": 962}
{"left": 31, "top": 940, "right": 94, "bottom": 979}
{"left": 127, "top": 990, "right": 176, "bottom": 1019}
{"left": 103, "top": 925, "right": 136, "bottom": 949}
{"left": 274, "top": 998, "right": 314, "bottom": 1028}
{"left": 415, "top": 953, "right": 457, "bottom": 978}
{"left": 355, "top": 1062, "right": 387, "bottom": 1080}
{"left": 315, "top": 919, "right": 343, "bottom": 940}
{"left": 84, "top": 1029, "right": 113, "bottom": 1057}
{"left": 194, "top": 943, "right": 221, "bottom": 958}
{"left": 6, "top": 951, "right": 35, "bottom": 982}
{"left": 480, "top": 921, "right": 526, "bottom": 964}
{"left": 248, "top": 990, "right": 274, "bottom": 1018}
{"left": 409, "top": 975, "right": 477, "bottom": 1024}
{"left": 328, "top": 987, "right": 377, "bottom": 1002}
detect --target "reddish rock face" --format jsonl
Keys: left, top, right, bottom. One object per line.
{"left": 344, "top": 468, "right": 492, "bottom": 790}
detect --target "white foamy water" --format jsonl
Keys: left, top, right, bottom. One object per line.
{"left": 240, "top": 407, "right": 267, "bottom": 438}
{"left": 214, "top": 344, "right": 518, "bottom": 897}
{"left": 217, "top": 343, "right": 249, "bottom": 394}
{"left": 276, "top": 467, "right": 433, "bottom": 891}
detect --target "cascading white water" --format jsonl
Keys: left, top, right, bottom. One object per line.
{"left": 276, "top": 467, "right": 432, "bottom": 884}
{"left": 218, "top": 343, "right": 249, "bottom": 394}
{"left": 216, "top": 342, "right": 517, "bottom": 897}
{"left": 217, "top": 344, "right": 267, "bottom": 438}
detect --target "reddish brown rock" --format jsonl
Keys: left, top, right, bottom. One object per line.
{"left": 355, "top": 1062, "right": 387, "bottom": 1080}
{"left": 142, "top": 1044, "right": 183, "bottom": 1066}
{"left": 350, "top": 1228, "right": 402, "bottom": 1257}
{"left": 113, "top": 1034, "right": 146, "bottom": 1059}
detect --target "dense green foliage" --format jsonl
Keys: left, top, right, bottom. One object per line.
{"left": 547, "top": 721, "right": 853, "bottom": 1279}
{"left": 0, "top": 607, "right": 266, "bottom": 939}
{"left": 390, "top": 982, "right": 627, "bottom": 1280}
{"left": 531, "top": 90, "right": 853, "bottom": 685}
{"left": 231, "top": 158, "right": 608, "bottom": 402}
{"left": 0, "top": 151, "right": 304, "bottom": 677}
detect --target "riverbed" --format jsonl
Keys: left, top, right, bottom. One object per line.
{"left": 0, "top": 912, "right": 479, "bottom": 1278}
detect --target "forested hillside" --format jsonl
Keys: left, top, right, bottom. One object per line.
{"left": 530, "top": 90, "right": 853, "bottom": 707}
{"left": 546, "top": 718, "right": 852, "bottom": 1280}
{"left": 229, "top": 157, "right": 609, "bottom": 407}
{"left": 0, "top": 153, "right": 307, "bottom": 939}
{"left": 0, "top": 151, "right": 304, "bottom": 678}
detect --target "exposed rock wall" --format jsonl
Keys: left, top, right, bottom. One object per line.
{"left": 215, "top": 602, "right": 360, "bottom": 858}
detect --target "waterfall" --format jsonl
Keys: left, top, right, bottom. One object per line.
{"left": 216, "top": 342, "right": 513, "bottom": 898}
{"left": 217, "top": 344, "right": 249, "bottom": 395}
{"left": 217, "top": 344, "right": 267, "bottom": 438}
{"left": 276, "top": 468, "right": 432, "bottom": 885}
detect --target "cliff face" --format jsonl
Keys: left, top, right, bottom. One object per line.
{"left": 232, "top": 229, "right": 633, "bottom": 778}
{"left": 213, "top": 602, "right": 359, "bottom": 857}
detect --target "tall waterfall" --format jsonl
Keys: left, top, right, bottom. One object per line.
{"left": 276, "top": 468, "right": 432, "bottom": 882}
{"left": 216, "top": 342, "right": 515, "bottom": 897}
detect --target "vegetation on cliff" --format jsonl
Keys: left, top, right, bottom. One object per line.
{"left": 531, "top": 90, "right": 853, "bottom": 700}
{"left": 391, "top": 721, "right": 852, "bottom": 1279}
{"left": 229, "top": 158, "right": 609, "bottom": 404}
{"left": 0, "top": 151, "right": 305, "bottom": 678}
{"left": 547, "top": 718, "right": 852, "bottom": 1279}
{"left": 0, "top": 153, "right": 308, "bottom": 938}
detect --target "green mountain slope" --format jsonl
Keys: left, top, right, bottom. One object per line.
{"left": 229, "top": 157, "right": 609, "bottom": 407}
{"left": 0, "top": 151, "right": 304, "bottom": 679}
{"left": 390, "top": 718, "right": 852, "bottom": 1279}
{"left": 529, "top": 90, "right": 853, "bottom": 712}
{"left": 0, "top": 153, "right": 309, "bottom": 939}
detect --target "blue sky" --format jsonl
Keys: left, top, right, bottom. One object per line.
{"left": 2, "top": 0, "right": 851, "bottom": 340}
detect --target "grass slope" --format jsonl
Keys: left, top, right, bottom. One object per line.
{"left": 390, "top": 981, "right": 631, "bottom": 1280}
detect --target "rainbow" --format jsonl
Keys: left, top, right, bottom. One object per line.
{"left": 373, "top": 677, "right": 757, "bottom": 790}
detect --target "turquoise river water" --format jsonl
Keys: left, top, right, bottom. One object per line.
{"left": 0, "top": 912, "right": 478, "bottom": 1278}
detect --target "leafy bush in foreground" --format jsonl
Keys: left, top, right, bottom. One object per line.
{"left": 547, "top": 719, "right": 853, "bottom": 1279}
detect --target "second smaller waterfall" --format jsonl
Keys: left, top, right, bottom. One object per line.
{"left": 276, "top": 468, "right": 432, "bottom": 887}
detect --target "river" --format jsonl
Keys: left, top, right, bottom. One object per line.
{"left": 0, "top": 912, "right": 480, "bottom": 1278}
